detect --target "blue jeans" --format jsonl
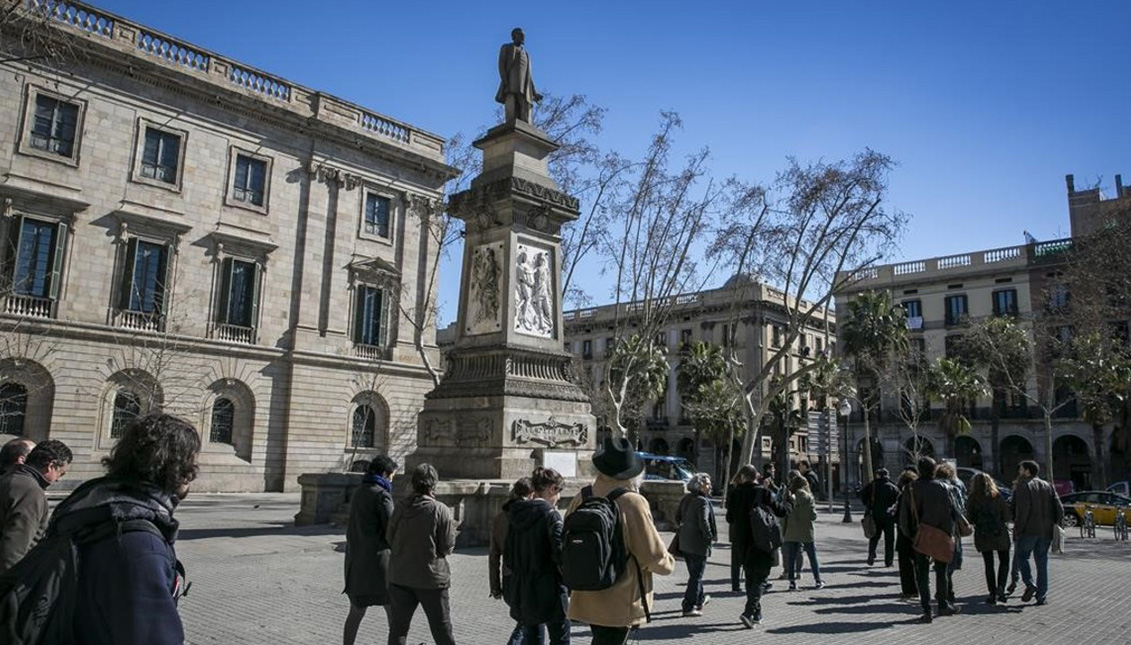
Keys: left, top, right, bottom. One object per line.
{"left": 521, "top": 619, "right": 568, "bottom": 645}
{"left": 1015, "top": 534, "right": 1051, "bottom": 600}
{"left": 682, "top": 553, "right": 708, "bottom": 612}
{"left": 785, "top": 541, "right": 823, "bottom": 584}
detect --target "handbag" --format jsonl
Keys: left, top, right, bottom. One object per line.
{"left": 909, "top": 487, "right": 955, "bottom": 563}
{"left": 956, "top": 513, "right": 973, "bottom": 538}
{"left": 862, "top": 513, "right": 878, "bottom": 539}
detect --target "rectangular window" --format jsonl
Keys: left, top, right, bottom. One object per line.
{"left": 232, "top": 154, "right": 267, "bottom": 206}
{"left": 945, "top": 295, "right": 968, "bottom": 326}
{"left": 680, "top": 328, "right": 693, "bottom": 347}
{"left": 771, "top": 325, "right": 782, "bottom": 348}
{"left": 30, "top": 95, "right": 79, "bottom": 157}
{"left": 902, "top": 299, "right": 922, "bottom": 319}
{"left": 582, "top": 339, "right": 592, "bottom": 359}
{"left": 10, "top": 218, "right": 67, "bottom": 301}
{"left": 1048, "top": 284, "right": 1070, "bottom": 311}
{"left": 364, "top": 194, "right": 391, "bottom": 238}
{"left": 722, "top": 324, "right": 730, "bottom": 347}
{"left": 140, "top": 128, "right": 181, "bottom": 184}
{"left": 653, "top": 331, "right": 666, "bottom": 348}
{"left": 217, "top": 258, "right": 261, "bottom": 338}
{"left": 993, "top": 289, "right": 1018, "bottom": 317}
{"left": 605, "top": 337, "right": 615, "bottom": 357}
{"left": 354, "top": 285, "right": 387, "bottom": 347}
{"left": 119, "top": 239, "right": 169, "bottom": 314}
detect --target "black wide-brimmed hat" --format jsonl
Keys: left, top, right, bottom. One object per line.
{"left": 592, "top": 437, "right": 644, "bottom": 480}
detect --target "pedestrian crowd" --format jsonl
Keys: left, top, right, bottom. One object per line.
{"left": 0, "top": 425, "right": 1067, "bottom": 644}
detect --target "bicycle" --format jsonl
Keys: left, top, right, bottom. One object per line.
{"left": 1081, "top": 506, "right": 1096, "bottom": 539}
{"left": 1115, "top": 506, "right": 1128, "bottom": 542}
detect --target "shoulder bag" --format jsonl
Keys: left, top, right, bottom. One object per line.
{"left": 910, "top": 486, "right": 955, "bottom": 563}
{"left": 861, "top": 484, "right": 878, "bottom": 539}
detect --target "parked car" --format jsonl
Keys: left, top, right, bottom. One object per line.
{"left": 638, "top": 452, "right": 695, "bottom": 483}
{"left": 956, "top": 467, "right": 1013, "bottom": 502}
{"left": 1107, "top": 481, "right": 1130, "bottom": 497}
{"left": 1059, "top": 491, "right": 1131, "bottom": 527}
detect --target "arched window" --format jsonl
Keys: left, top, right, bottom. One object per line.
{"left": 0, "top": 383, "right": 28, "bottom": 436}
{"left": 351, "top": 405, "right": 376, "bottom": 448}
{"left": 110, "top": 390, "right": 141, "bottom": 438}
{"left": 210, "top": 397, "right": 235, "bottom": 444}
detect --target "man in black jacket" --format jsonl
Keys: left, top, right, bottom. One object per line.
{"left": 898, "top": 457, "right": 959, "bottom": 622}
{"left": 859, "top": 469, "right": 900, "bottom": 566}
{"left": 0, "top": 439, "right": 70, "bottom": 575}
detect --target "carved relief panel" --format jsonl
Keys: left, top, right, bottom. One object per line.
{"left": 466, "top": 241, "right": 504, "bottom": 335}
{"left": 514, "top": 243, "right": 554, "bottom": 338}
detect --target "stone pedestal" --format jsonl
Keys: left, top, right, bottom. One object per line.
{"left": 407, "top": 118, "right": 595, "bottom": 482}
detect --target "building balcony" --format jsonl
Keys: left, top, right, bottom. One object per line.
{"left": 4, "top": 294, "right": 53, "bottom": 319}
{"left": 115, "top": 309, "right": 163, "bottom": 332}
{"left": 354, "top": 344, "right": 393, "bottom": 361}
{"left": 213, "top": 323, "right": 256, "bottom": 344}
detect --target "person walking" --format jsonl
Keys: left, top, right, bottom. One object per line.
{"left": 859, "top": 468, "right": 900, "bottom": 567}
{"left": 566, "top": 438, "right": 674, "bottom": 645}
{"left": 898, "top": 457, "right": 959, "bottom": 622}
{"left": 677, "top": 472, "right": 716, "bottom": 617}
{"left": 52, "top": 413, "right": 199, "bottom": 644}
{"left": 729, "top": 465, "right": 790, "bottom": 628}
{"left": 386, "top": 463, "right": 458, "bottom": 645}
{"left": 0, "top": 437, "right": 35, "bottom": 476}
{"left": 492, "top": 477, "right": 534, "bottom": 645}
{"left": 967, "top": 472, "right": 1011, "bottom": 605}
{"left": 894, "top": 468, "right": 920, "bottom": 601}
{"left": 0, "top": 438, "right": 71, "bottom": 575}
{"left": 782, "top": 474, "right": 824, "bottom": 591}
{"left": 935, "top": 462, "right": 968, "bottom": 606}
{"left": 505, "top": 467, "right": 570, "bottom": 645}
{"left": 342, "top": 455, "right": 398, "bottom": 645}
{"left": 1012, "top": 460, "right": 1064, "bottom": 606}
{"left": 724, "top": 467, "right": 755, "bottom": 593}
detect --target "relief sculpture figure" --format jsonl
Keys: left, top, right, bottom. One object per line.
{"left": 472, "top": 247, "right": 500, "bottom": 325}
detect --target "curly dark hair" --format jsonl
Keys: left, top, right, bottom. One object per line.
{"left": 102, "top": 413, "right": 201, "bottom": 493}
{"left": 367, "top": 455, "right": 398, "bottom": 477}
{"left": 531, "top": 467, "right": 563, "bottom": 493}
{"left": 26, "top": 439, "right": 72, "bottom": 470}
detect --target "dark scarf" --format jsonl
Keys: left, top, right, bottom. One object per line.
{"left": 363, "top": 473, "right": 393, "bottom": 492}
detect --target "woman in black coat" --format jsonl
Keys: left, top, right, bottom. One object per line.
{"left": 505, "top": 467, "right": 568, "bottom": 645}
{"left": 729, "top": 465, "right": 790, "bottom": 628}
{"left": 967, "top": 472, "right": 1012, "bottom": 604}
{"left": 725, "top": 466, "right": 758, "bottom": 592}
{"left": 343, "top": 455, "right": 398, "bottom": 645}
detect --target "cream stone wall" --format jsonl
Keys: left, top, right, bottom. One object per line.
{"left": 0, "top": 2, "right": 454, "bottom": 491}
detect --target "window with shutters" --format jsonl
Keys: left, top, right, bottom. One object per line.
{"left": 21, "top": 89, "right": 85, "bottom": 164}
{"left": 362, "top": 192, "right": 393, "bottom": 239}
{"left": 226, "top": 148, "right": 271, "bottom": 212}
{"left": 0, "top": 383, "right": 28, "bottom": 436}
{"left": 215, "top": 258, "right": 262, "bottom": 344}
{"left": 353, "top": 285, "right": 388, "bottom": 353}
{"left": 992, "top": 289, "right": 1018, "bottom": 317}
{"left": 116, "top": 238, "right": 170, "bottom": 331}
{"left": 4, "top": 216, "right": 67, "bottom": 319}
{"left": 133, "top": 122, "right": 187, "bottom": 189}
{"left": 944, "top": 294, "right": 968, "bottom": 326}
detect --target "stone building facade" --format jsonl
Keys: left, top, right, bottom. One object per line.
{"left": 0, "top": 2, "right": 455, "bottom": 491}
{"left": 562, "top": 276, "right": 836, "bottom": 483}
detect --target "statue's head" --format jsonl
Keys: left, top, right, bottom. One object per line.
{"left": 511, "top": 28, "right": 525, "bottom": 45}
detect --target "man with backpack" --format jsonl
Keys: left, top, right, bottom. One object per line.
{"left": 0, "top": 439, "right": 72, "bottom": 575}
{"left": 728, "top": 465, "right": 790, "bottom": 628}
{"left": 564, "top": 438, "right": 673, "bottom": 645}
{"left": 0, "top": 414, "right": 199, "bottom": 644}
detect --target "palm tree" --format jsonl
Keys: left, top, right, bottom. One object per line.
{"left": 841, "top": 290, "right": 909, "bottom": 479}
{"left": 928, "top": 357, "right": 987, "bottom": 437}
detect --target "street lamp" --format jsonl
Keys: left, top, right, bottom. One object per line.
{"left": 839, "top": 399, "right": 853, "bottom": 523}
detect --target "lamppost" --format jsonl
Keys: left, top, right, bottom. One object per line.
{"left": 839, "top": 399, "right": 853, "bottom": 523}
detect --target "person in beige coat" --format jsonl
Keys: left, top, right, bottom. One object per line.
{"left": 566, "top": 438, "right": 675, "bottom": 645}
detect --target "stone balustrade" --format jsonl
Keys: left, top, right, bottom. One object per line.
{"left": 842, "top": 237, "right": 1073, "bottom": 288}
{"left": 23, "top": 0, "right": 445, "bottom": 158}
{"left": 4, "top": 294, "right": 52, "bottom": 318}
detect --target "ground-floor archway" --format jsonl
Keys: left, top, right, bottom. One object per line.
{"left": 1053, "top": 435, "right": 1092, "bottom": 491}
{"left": 1111, "top": 432, "right": 1130, "bottom": 485}
{"left": 677, "top": 437, "right": 695, "bottom": 461}
{"left": 999, "top": 435, "right": 1035, "bottom": 481}
{"left": 648, "top": 437, "right": 670, "bottom": 455}
{"left": 953, "top": 435, "right": 983, "bottom": 470}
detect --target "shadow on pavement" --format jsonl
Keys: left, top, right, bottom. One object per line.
{"left": 177, "top": 523, "right": 343, "bottom": 540}
{"left": 765, "top": 619, "right": 896, "bottom": 635}
{"left": 632, "top": 621, "right": 750, "bottom": 639}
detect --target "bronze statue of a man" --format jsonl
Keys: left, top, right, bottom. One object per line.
{"left": 496, "top": 28, "right": 542, "bottom": 123}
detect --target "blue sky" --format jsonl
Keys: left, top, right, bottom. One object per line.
{"left": 93, "top": 1, "right": 1131, "bottom": 325}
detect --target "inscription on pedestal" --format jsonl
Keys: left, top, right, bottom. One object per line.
{"left": 512, "top": 417, "right": 587, "bottom": 447}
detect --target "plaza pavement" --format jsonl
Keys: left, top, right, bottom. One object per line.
{"left": 173, "top": 493, "right": 1130, "bottom": 645}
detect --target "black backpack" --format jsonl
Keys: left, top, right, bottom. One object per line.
{"left": 561, "top": 486, "right": 629, "bottom": 591}
{"left": 749, "top": 501, "right": 783, "bottom": 553}
{"left": 0, "top": 518, "right": 165, "bottom": 645}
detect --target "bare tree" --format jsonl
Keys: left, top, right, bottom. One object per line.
{"left": 1, "top": 0, "right": 86, "bottom": 65}
{"left": 715, "top": 150, "right": 908, "bottom": 466}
